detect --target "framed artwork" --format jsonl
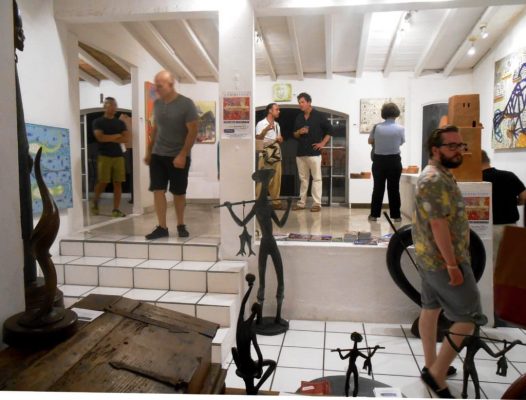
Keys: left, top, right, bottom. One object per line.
{"left": 421, "top": 103, "right": 448, "bottom": 167}
{"left": 360, "top": 97, "right": 405, "bottom": 133}
{"left": 272, "top": 83, "right": 292, "bottom": 102}
{"left": 492, "top": 49, "right": 526, "bottom": 149}
{"left": 144, "top": 81, "right": 157, "bottom": 147}
{"left": 195, "top": 101, "right": 216, "bottom": 144}
{"left": 26, "top": 123, "right": 73, "bottom": 213}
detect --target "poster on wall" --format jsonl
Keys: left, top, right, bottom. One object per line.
{"left": 26, "top": 123, "right": 73, "bottom": 214}
{"left": 144, "top": 81, "right": 157, "bottom": 147}
{"left": 221, "top": 91, "right": 252, "bottom": 139}
{"left": 272, "top": 83, "right": 292, "bottom": 102}
{"left": 492, "top": 49, "right": 526, "bottom": 149}
{"left": 360, "top": 97, "right": 405, "bottom": 133}
{"left": 195, "top": 101, "right": 216, "bottom": 144}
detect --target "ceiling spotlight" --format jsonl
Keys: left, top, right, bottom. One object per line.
{"left": 254, "top": 30, "right": 262, "bottom": 44}
{"left": 467, "top": 38, "right": 476, "bottom": 56}
{"left": 400, "top": 11, "right": 412, "bottom": 32}
{"left": 479, "top": 24, "right": 489, "bottom": 39}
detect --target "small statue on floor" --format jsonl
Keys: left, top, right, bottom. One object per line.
{"left": 231, "top": 273, "right": 276, "bottom": 395}
{"left": 332, "top": 332, "right": 383, "bottom": 397}
{"left": 444, "top": 323, "right": 523, "bottom": 399}
{"left": 223, "top": 169, "right": 292, "bottom": 334}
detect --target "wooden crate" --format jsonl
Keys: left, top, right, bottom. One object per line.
{"left": 451, "top": 127, "right": 482, "bottom": 182}
{"left": 448, "top": 94, "right": 480, "bottom": 128}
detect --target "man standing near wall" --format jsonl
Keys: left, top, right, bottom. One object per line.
{"left": 292, "top": 93, "right": 332, "bottom": 212}
{"left": 481, "top": 150, "right": 526, "bottom": 264}
{"left": 255, "top": 103, "right": 283, "bottom": 209}
{"left": 144, "top": 71, "right": 198, "bottom": 239}
{"left": 92, "top": 97, "right": 129, "bottom": 218}
{"left": 413, "top": 126, "right": 483, "bottom": 398}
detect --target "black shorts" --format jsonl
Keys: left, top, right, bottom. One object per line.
{"left": 149, "top": 154, "right": 191, "bottom": 195}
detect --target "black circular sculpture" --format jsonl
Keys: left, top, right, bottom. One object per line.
{"left": 385, "top": 223, "right": 486, "bottom": 339}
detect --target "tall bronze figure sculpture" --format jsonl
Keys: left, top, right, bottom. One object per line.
{"left": 221, "top": 169, "right": 292, "bottom": 335}
{"left": 444, "top": 322, "right": 523, "bottom": 399}
{"left": 3, "top": 1, "right": 77, "bottom": 346}
{"left": 231, "top": 274, "right": 277, "bottom": 395}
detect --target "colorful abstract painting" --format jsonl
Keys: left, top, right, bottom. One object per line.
{"left": 26, "top": 123, "right": 73, "bottom": 213}
{"left": 360, "top": 97, "right": 405, "bottom": 133}
{"left": 195, "top": 101, "right": 216, "bottom": 144}
{"left": 145, "top": 81, "right": 157, "bottom": 147}
{"left": 492, "top": 49, "right": 526, "bottom": 148}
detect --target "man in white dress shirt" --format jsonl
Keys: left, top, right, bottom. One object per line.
{"left": 255, "top": 103, "right": 283, "bottom": 209}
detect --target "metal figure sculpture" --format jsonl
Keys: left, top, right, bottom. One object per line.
{"left": 444, "top": 323, "right": 524, "bottom": 399}
{"left": 493, "top": 62, "right": 526, "bottom": 146}
{"left": 219, "top": 169, "right": 292, "bottom": 334}
{"left": 231, "top": 274, "right": 276, "bottom": 395}
{"left": 330, "top": 332, "right": 383, "bottom": 397}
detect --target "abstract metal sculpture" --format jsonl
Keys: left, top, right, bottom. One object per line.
{"left": 231, "top": 273, "right": 276, "bottom": 395}
{"left": 444, "top": 323, "right": 524, "bottom": 399}
{"left": 219, "top": 169, "right": 292, "bottom": 335}
{"left": 330, "top": 332, "right": 383, "bottom": 397}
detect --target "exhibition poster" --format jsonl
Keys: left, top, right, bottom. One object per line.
{"left": 221, "top": 91, "right": 252, "bottom": 139}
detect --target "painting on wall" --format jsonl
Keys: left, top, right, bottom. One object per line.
{"left": 26, "top": 123, "right": 73, "bottom": 214}
{"left": 421, "top": 103, "right": 449, "bottom": 167}
{"left": 359, "top": 97, "right": 405, "bottom": 133}
{"left": 195, "top": 101, "right": 216, "bottom": 144}
{"left": 492, "top": 49, "right": 526, "bottom": 149}
{"left": 272, "top": 83, "right": 292, "bottom": 102}
{"left": 144, "top": 81, "right": 157, "bottom": 147}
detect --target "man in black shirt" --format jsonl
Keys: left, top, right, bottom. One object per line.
{"left": 92, "top": 97, "right": 129, "bottom": 217}
{"left": 481, "top": 150, "right": 526, "bottom": 264}
{"left": 292, "top": 93, "right": 332, "bottom": 212}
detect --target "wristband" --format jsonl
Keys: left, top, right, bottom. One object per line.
{"left": 447, "top": 265, "right": 459, "bottom": 270}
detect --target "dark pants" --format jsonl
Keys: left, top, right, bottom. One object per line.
{"left": 370, "top": 154, "right": 402, "bottom": 218}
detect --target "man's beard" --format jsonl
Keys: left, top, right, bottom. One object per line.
{"left": 440, "top": 152, "right": 463, "bottom": 169}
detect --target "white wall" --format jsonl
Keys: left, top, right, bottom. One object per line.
{"left": 474, "top": 12, "right": 526, "bottom": 185}
{"left": 0, "top": 1, "right": 25, "bottom": 344}
{"left": 79, "top": 80, "right": 132, "bottom": 111}
{"left": 18, "top": 0, "right": 83, "bottom": 253}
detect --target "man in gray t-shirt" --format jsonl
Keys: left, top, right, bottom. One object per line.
{"left": 144, "top": 71, "right": 199, "bottom": 239}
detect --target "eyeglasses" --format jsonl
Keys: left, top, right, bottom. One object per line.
{"left": 439, "top": 142, "right": 468, "bottom": 151}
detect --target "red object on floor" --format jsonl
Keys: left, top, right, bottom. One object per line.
{"left": 300, "top": 379, "right": 331, "bottom": 395}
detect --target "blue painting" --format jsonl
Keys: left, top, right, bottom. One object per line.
{"left": 26, "top": 123, "right": 73, "bottom": 214}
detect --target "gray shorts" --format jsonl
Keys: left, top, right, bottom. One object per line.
{"left": 419, "top": 264, "right": 482, "bottom": 323}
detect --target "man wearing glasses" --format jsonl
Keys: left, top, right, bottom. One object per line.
{"left": 413, "top": 125, "right": 483, "bottom": 398}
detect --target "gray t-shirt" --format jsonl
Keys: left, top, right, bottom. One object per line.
{"left": 152, "top": 94, "right": 198, "bottom": 157}
{"left": 369, "top": 119, "right": 405, "bottom": 155}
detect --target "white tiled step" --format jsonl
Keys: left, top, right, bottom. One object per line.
{"left": 59, "top": 285, "right": 240, "bottom": 328}
{"left": 59, "top": 235, "right": 220, "bottom": 262}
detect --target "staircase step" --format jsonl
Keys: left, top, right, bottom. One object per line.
{"left": 212, "top": 326, "right": 236, "bottom": 365}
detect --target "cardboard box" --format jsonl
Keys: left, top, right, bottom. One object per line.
{"left": 451, "top": 127, "right": 482, "bottom": 182}
{"left": 448, "top": 94, "right": 480, "bottom": 127}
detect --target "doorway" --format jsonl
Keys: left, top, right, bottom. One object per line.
{"left": 255, "top": 105, "right": 349, "bottom": 204}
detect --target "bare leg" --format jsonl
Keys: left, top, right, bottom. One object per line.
{"left": 113, "top": 181, "right": 122, "bottom": 210}
{"left": 430, "top": 322, "right": 474, "bottom": 388}
{"left": 174, "top": 194, "right": 186, "bottom": 225}
{"left": 153, "top": 190, "right": 167, "bottom": 228}
{"left": 93, "top": 182, "right": 108, "bottom": 204}
{"left": 419, "top": 308, "right": 441, "bottom": 369}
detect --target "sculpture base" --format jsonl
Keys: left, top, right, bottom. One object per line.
{"left": 297, "top": 375, "right": 397, "bottom": 397}
{"left": 254, "top": 317, "right": 289, "bottom": 336}
{"left": 3, "top": 309, "right": 78, "bottom": 348}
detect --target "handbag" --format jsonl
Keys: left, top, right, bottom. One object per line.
{"left": 263, "top": 141, "right": 281, "bottom": 165}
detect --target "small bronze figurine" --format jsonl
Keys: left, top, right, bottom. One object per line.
{"left": 231, "top": 274, "right": 276, "bottom": 395}
{"left": 332, "top": 332, "right": 382, "bottom": 397}
{"left": 223, "top": 169, "right": 292, "bottom": 333}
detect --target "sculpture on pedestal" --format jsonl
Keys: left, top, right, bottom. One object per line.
{"left": 444, "top": 321, "right": 524, "bottom": 399}
{"left": 219, "top": 169, "right": 292, "bottom": 335}
{"left": 331, "top": 332, "right": 383, "bottom": 397}
{"left": 231, "top": 273, "right": 276, "bottom": 395}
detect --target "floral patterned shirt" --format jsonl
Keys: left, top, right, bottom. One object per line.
{"left": 412, "top": 161, "right": 470, "bottom": 271}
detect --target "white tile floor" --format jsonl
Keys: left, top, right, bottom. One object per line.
{"left": 224, "top": 320, "right": 526, "bottom": 397}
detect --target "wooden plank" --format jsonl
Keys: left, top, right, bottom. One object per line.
{"left": 199, "top": 363, "right": 227, "bottom": 394}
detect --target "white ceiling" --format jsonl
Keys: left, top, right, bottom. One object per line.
{"left": 68, "top": 1, "right": 526, "bottom": 84}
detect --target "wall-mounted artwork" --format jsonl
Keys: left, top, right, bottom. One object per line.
{"left": 272, "top": 83, "right": 292, "bottom": 102}
{"left": 195, "top": 101, "right": 216, "bottom": 144}
{"left": 144, "top": 81, "right": 157, "bottom": 147}
{"left": 360, "top": 97, "right": 405, "bottom": 133}
{"left": 26, "top": 123, "right": 73, "bottom": 214}
{"left": 422, "top": 103, "right": 448, "bottom": 167}
{"left": 492, "top": 49, "right": 526, "bottom": 149}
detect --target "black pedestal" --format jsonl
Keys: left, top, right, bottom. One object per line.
{"left": 254, "top": 317, "right": 289, "bottom": 336}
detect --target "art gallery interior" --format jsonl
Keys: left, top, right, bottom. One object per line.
{"left": 1, "top": 0, "right": 526, "bottom": 398}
